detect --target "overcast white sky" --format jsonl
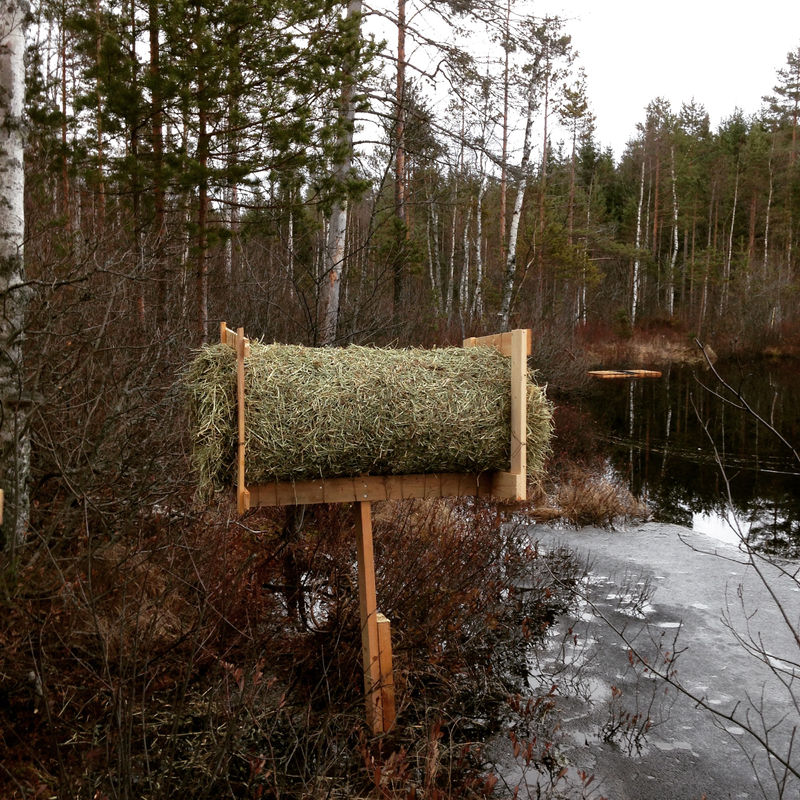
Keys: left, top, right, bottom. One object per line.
{"left": 546, "top": 0, "right": 800, "bottom": 159}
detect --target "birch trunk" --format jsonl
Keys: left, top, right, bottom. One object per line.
{"left": 445, "top": 194, "right": 457, "bottom": 319}
{"left": 459, "top": 205, "right": 471, "bottom": 324}
{"left": 392, "top": 0, "right": 406, "bottom": 309}
{"left": 579, "top": 175, "right": 593, "bottom": 326}
{"left": 499, "top": 76, "right": 537, "bottom": 331}
{"left": 631, "top": 159, "right": 645, "bottom": 327}
{"left": 196, "top": 77, "right": 209, "bottom": 344}
{"left": 472, "top": 178, "right": 485, "bottom": 319}
{"left": 498, "top": 0, "right": 511, "bottom": 264}
{"left": 667, "top": 145, "right": 679, "bottom": 317}
{"left": 720, "top": 164, "right": 739, "bottom": 316}
{"left": 764, "top": 152, "right": 773, "bottom": 272}
{"left": 427, "top": 198, "right": 443, "bottom": 315}
{"left": 318, "top": 0, "right": 361, "bottom": 346}
{"left": 0, "top": 0, "right": 30, "bottom": 551}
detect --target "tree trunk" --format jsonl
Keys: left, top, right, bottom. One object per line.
{"left": 445, "top": 192, "right": 457, "bottom": 319}
{"left": 319, "top": 0, "right": 361, "bottom": 346}
{"left": 148, "top": 0, "right": 165, "bottom": 310}
{"left": 95, "top": 0, "right": 106, "bottom": 228}
{"left": 459, "top": 205, "right": 471, "bottom": 325}
{"left": 196, "top": 79, "right": 209, "bottom": 344}
{"left": 720, "top": 164, "right": 739, "bottom": 316}
{"left": 472, "top": 178, "right": 485, "bottom": 319}
{"left": 60, "top": 19, "right": 71, "bottom": 237}
{"left": 0, "top": 0, "right": 30, "bottom": 552}
{"left": 668, "top": 145, "right": 679, "bottom": 317}
{"left": 764, "top": 150, "right": 773, "bottom": 272}
{"left": 427, "top": 196, "right": 442, "bottom": 315}
{"left": 567, "top": 122, "right": 577, "bottom": 246}
{"left": 498, "top": 0, "right": 510, "bottom": 265}
{"left": 632, "top": 159, "right": 645, "bottom": 327}
{"left": 499, "top": 75, "right": 537, "bottom": 331}
{"left": 392, "top": 0, "right": 406, "bottom": 310}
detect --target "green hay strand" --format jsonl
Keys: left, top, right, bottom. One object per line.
{"left": 183, "top": 342, "right": 553, "bottom": 494}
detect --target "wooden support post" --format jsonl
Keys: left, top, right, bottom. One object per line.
{"left": 354, "top": 501, "right": 385, "bottom": 733}
{"left": 236, "top": 327, "right": 250, "bottom": 513}
{"left": 0, "top": 488, "right": 4, "bottom": 526}
{"left": 464, "top": 328, "right": 529, "bottom": 501}
{"left": 509, "top": 327, "right": 527, "bottom": 500}
{"left": 376, "top": 612, "right": 396, "bottom": 730}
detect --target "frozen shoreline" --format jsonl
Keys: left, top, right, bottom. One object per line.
{"left": 511, "top": 521, "right": 800, "bottom": 800}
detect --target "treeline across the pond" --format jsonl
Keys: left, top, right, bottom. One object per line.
{"left": 19, "top": 1, "right": 800, "bottom": 353}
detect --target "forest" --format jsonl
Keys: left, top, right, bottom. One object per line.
{"left": 1, "top": 0, "right": 799, "bottom": 796}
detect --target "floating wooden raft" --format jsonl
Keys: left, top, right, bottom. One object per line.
{"left": 588, "top": 369, "right": 662, "bottom": 379}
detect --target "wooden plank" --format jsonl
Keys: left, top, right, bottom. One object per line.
{"left": 355, "top": 502, "right": 383, "bottom": 734}
{"left": 587, "top": 369, "right": 662, "bottom": 379}
{"left": 220, "top": 321, "right": 238, "bottom": 349}
{"left": 491, "top": 470, "right": 526, "bottom": 501}
{"left": 462, "top": 328, "right": 532, "bottom": 357}
{"left": 0, "top": 488, "right": 3, "bottom": 526}
{"left": 509, "top": 328, "right": 527, "bottom": 501}
{"left": 376, "top": 613, "right": 396, "bottom": 731}
{"left": 236, "top": 327, "right": 250, "bottom": 513}
{"left": 247, "top": 472, "right": 496, "bottom": 507}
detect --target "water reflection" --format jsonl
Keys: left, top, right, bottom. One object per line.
{"left": 579, "top": 359, "right": 800, "bottom": 554}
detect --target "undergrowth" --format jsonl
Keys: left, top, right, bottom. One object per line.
{"left": 1, "top": 497, "right": 584, "bottom": 799}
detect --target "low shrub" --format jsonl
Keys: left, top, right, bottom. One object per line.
{"left": 0, "top": 496, "right": 583, "bottom": 799}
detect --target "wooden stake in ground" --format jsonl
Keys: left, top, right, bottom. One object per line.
{"left": 355, "top": 501, "right": 394, "bottom": 733}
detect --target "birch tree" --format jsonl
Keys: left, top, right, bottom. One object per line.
{"left": 631, "top": 157, "right": 645, "bottom": 327}
{"left": 498, "top": 67, "right": 536, "bottom": 331}
{"left": 0, "top": 0, "right": 29, "bottom": 551}
{"left": 498, "top": 17, "right": 566, "bottom": 330}
{"left": 319, "top": 0, "right": 363, "bottom": 346}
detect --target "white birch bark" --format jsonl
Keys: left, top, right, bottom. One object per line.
{"left": 579, "top": 173, "right": 593, "bottom": 327}
{"left": 459, "top": 205, "right": 471, "bottom": 323}
{"left": 720, "top": 164, "right": 739, "bottom": 316}
{"left": 764, "top": 152, "right": 773, "bottom": 272}
{"left": 631, "top": 159, "right": 645, "bottom": 327}
{"left": 319, "top": 0, "right": 361, "bottom": 346}
{"left": 668, "top": 145, "right": 679, "bottom": 317}
{"left": 499, "top": 75, "right": 537, "bottom": 331}
{"left": 445, "top": 196, "right": 457, "bottom": 319}
{"left": 426, "top": 196, "right": 442, "bottom": 314}
{"left": 472, "top": 177, "right": 485, "bottom": 319}
{"left": 0, "top": 0, "right": 30, "bottom": 551}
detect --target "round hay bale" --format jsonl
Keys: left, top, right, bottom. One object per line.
{"left": 184, "top": 341, "right": 553, "bottom": 494}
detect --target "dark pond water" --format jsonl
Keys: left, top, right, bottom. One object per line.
{"left": 577, "top": 358, "right": 800, "bottom": 554}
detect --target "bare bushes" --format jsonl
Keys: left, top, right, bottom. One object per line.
{"left": 552, "top": 467, "right": 648, "bottom": 528}
{"left": 0, "top": 493, "right": 584, "bottom": 799}
{"left": 523, "top": 467, "right": 648, "bottom": 529}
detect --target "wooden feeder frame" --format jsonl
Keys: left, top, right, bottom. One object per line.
{"left": 220, "top": 322, "right": 532, "bottom": 734}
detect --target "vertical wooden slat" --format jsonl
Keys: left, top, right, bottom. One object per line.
{"left": 236, "top": 327, "right": 250, "bottom": 513}
{"left": 376, "top": 612, "right": 396, "bottom": 730}
{"left": 354, "top": 501, "right": 383, "bottom": 733}
{"left": 509, "top": 327, "right": 527, "bottom": 500}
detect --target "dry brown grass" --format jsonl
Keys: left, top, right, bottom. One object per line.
{"left": 586, "top": 335, "right": 714, "bottom": 367}
{"left": 525, "top": 466, "right": 649, "bottom": 528}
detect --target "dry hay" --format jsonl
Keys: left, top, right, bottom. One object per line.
{"left": 184, "top": 341, "right": 553, "bottom": 494}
